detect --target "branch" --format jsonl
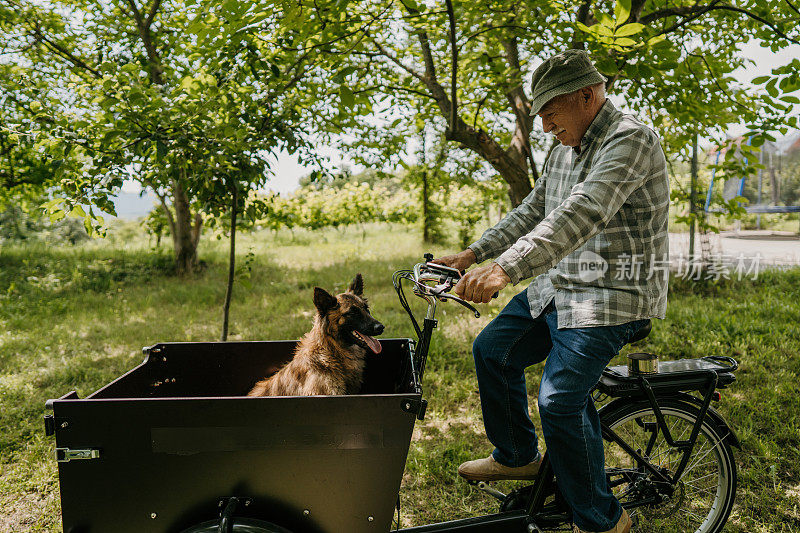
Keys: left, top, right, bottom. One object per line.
{"left": 147, "top": 181, "right": 176, "bottom": 237}
{"left": 473, "top": 93, "right": 489, "bottom": 129}
{"left": 371, "top": 39, "right": 426, "bottom": 83}
{"left": 31, "top": 25, "right": 101, "bottom": 78}
{"left": 460, "top": 24, "right": 528, "bottom": 49}
{"left": 572, "top": 0, "right": 593, "bottom": 49}
{"left": 444, "top": 0, "right": 458, "bottom": 132}
{"left": 125, "top": 0, "right": 144, "bottom": 28}
{"left": 145, "top": 0, "right": 162, "bottom": 28}
{"left": 686, "top": 50, "right": 751, "bottom": 112}
{"left": 641, "top": 0, "right": 800, "bottom": 45}
{"left": 713, "top": 5, "right": 800, "bottom": 44}
{"left": 640, "top": 2, "right": 714, "bottom": 25}
{"left": 417, "top": 31, "right": 438, "bottom": 81}
{"left": 354, "top": 85, "right": 436, "bottom": 99}
{"left": 787, "top": 0, "right": 800, "bottom": 17}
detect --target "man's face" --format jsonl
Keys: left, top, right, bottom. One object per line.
{"left": 537, "top": 93, "right": 589, "bottom": 147}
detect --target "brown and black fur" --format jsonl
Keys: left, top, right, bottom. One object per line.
{"left": 248, "top": 274, "right": 384, "bottom": 396}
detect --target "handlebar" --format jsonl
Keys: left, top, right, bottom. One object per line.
{"left": 393, "top": 254, "right": 497, "bottom": 345}
{"left": 392, "top": 254, "right": 485, "bottom": 387}
{"left": 412, "top": 262, "right": 480, "bottom": 318}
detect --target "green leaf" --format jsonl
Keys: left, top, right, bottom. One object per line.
{"left": 615, "top": 37, "right": 637, "bottom": 47}
{"left": 596, "top": 12, "right": 614, "bottom": 28}
{"left": 751, "top": 75, "right": 770, "bottom": 85}
{"left": 614, "top": 0, "right": 631, "bottom": 26}
{"left": 42, "top": 198, "right": 66, "bottom": 210}
{"left": 69, "top": 205, "right": 86, "bottom": 218}
{"left": 595, "top": 25, "right": 614, "bottom": 37}
{"left": 156, "top": 139, "right": 168, "bottom": 161}
{"left": 594, "top": 58, "right": 617, "bottom": 76}
{"left": 647, "top": 35, "right": 667, "bottom": 47}
{"left": 340, "top": 86, "right": 355, "bottom": 108}
{"left": 780, "top": 95, "right": 800, "bottom": 104}
{"left": 766, "top": 78, "right": 778, "bottom": 97}
{"left": 615, "top": 23, "right": 644, "bottom": 37}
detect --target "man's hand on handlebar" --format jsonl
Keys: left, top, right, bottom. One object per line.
{"left": 454, "top": 263, "right": 511, "bottom": 304}
{"left": 432, "top": 249, "right": 477, "bottom": 273}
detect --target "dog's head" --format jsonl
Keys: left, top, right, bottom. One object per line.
{"left": 313, "top": 273, "right": 384, "bottom": 354}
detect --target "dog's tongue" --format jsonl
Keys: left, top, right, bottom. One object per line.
{"left": 358, "top": 332, "right": 382, "bottom": 354}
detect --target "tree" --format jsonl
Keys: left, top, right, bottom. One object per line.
{"left": 1, "top": 0, "right": 313, "bottom": 273}
{"left": 0, "top": 63, "right": 59, "bottom": 207}
{"left": 215, "top": 0, "right": 799, "bottom": 207}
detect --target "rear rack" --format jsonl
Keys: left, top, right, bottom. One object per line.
{"left": 597, "top": 356, "right": 738, "bottom": 398}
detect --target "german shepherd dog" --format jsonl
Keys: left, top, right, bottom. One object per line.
{"left": 248, "top": 274, "right": 384, "bottom": 396}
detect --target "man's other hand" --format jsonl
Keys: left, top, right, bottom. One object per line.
{"left": 432, "top": 249, "right": 477, "bottom": 273}
{"left": 454, "top": 263, "right": 511, "bottom": 304}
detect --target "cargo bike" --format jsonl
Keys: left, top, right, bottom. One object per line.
{"left": 45, "top": 257, "right": 741, "bottom": 533}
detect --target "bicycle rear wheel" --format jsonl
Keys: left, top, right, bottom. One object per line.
{"left": 601, "top": 398, "right": 737, "bottom": 533}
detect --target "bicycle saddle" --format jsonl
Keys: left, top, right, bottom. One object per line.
{"left": 627, "top": 320, "right": 651, "bottom": 344}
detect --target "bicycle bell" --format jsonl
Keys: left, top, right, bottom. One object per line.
{"left": 627, "top": 352, "right": 659, "bottom": 375}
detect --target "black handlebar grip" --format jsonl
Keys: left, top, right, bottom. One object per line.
{"left": 424, "top": 252, "right": 434, "bottom": 262}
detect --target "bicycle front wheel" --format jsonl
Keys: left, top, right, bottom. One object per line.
{"left": 601, "top": 398, "right": 737, "bottom": 533}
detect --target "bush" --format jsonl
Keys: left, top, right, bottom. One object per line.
{"left": 0, "top": 204, "right": 89, "bottom": 245}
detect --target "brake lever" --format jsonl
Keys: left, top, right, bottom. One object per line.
{"left": 438, "top": 293, "right": 481, "bottom": 318}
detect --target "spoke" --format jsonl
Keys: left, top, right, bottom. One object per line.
{"left": 682, "top": 507, "right": 706, "bottom": 521}
{"left": 684, "top": 440, "right": 720, "bottom": 476}
{"left": 685, "top": 466, "right": 718, "bottom": 482}
{"left": 684, "top": 479, "right": 717, "bottom": 493}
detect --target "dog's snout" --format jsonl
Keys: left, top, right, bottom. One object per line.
{"left": 372, "top": 322, "right": 385, "bottom": 335}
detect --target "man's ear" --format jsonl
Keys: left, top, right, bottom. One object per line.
{"left": 580, "top": 86, "right": 593, "bottom": 105}
{"left": 348, "top": 273, "right": 364, "bottom": 296}
{"left": 314, "top": 287, "right": 338, "bottom": 315}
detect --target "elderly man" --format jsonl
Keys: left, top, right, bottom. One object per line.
{"left": 436, "top": 50, "right": 669, "bottom": 533}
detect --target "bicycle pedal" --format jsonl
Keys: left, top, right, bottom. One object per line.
{"left": 468, "top": 480, "right": 507, "bottom": 502}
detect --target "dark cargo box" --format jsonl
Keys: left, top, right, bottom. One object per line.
{"left": 45, "top": 339, "right": 420, "bottom": 533}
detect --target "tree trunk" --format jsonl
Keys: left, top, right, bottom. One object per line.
{"left": 221, "top": 186, "right": 237, "bottom": 342}
{"left": 420, "top": 130, "right": 431, "bottom": 243}
{"left": 170, "top": 178, "right": 198, "bottom": 275}
{"left": 409, "top": 31, "right": 534, "bottom": 206}
{"left": 422, "top": 167, "right": 431, "bottom": 242}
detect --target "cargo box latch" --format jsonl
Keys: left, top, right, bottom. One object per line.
{"left": 55, "top": 448, "right": 101, "bottom": 463}
{"left": 401, "top": 398, "right": 428, "bottom": 420}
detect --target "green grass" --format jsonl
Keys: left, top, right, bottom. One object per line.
{"left": 1, "top": 223, "right": 799, "bottom": 532}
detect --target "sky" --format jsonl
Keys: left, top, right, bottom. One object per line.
{"left": 123, "top": 40, "right": 800, "bottom": 196}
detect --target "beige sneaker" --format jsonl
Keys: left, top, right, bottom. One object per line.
{"left": 457, "top": 454, "right": 543, "bottom": 481}
{"left": 572, "top": 509, "right": 632, "bottom": 533}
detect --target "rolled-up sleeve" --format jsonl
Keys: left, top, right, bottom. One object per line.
{"left": 494, "top": 128, "right": 655, "bottom": 284}
{"left": 469, "top": 173, "right": 548, "bottom": 263}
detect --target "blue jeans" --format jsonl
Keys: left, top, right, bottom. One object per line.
{"left": 472, "top": 289, "right": 648, "bottom": 531}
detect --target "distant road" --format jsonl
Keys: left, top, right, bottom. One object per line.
{"left": 669, "top": 231, "right": 800, "bottom": 270}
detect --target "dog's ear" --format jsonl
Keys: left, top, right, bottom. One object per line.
{"left": 313, "top": 287, "right": 338, "bottom": 315}
{"left": 348, "top": 273, "right": 364, "bottom": 296}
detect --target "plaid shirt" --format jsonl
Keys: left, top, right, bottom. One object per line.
{"left": 469, "top": 100, "right": 669, "bottom": 328}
